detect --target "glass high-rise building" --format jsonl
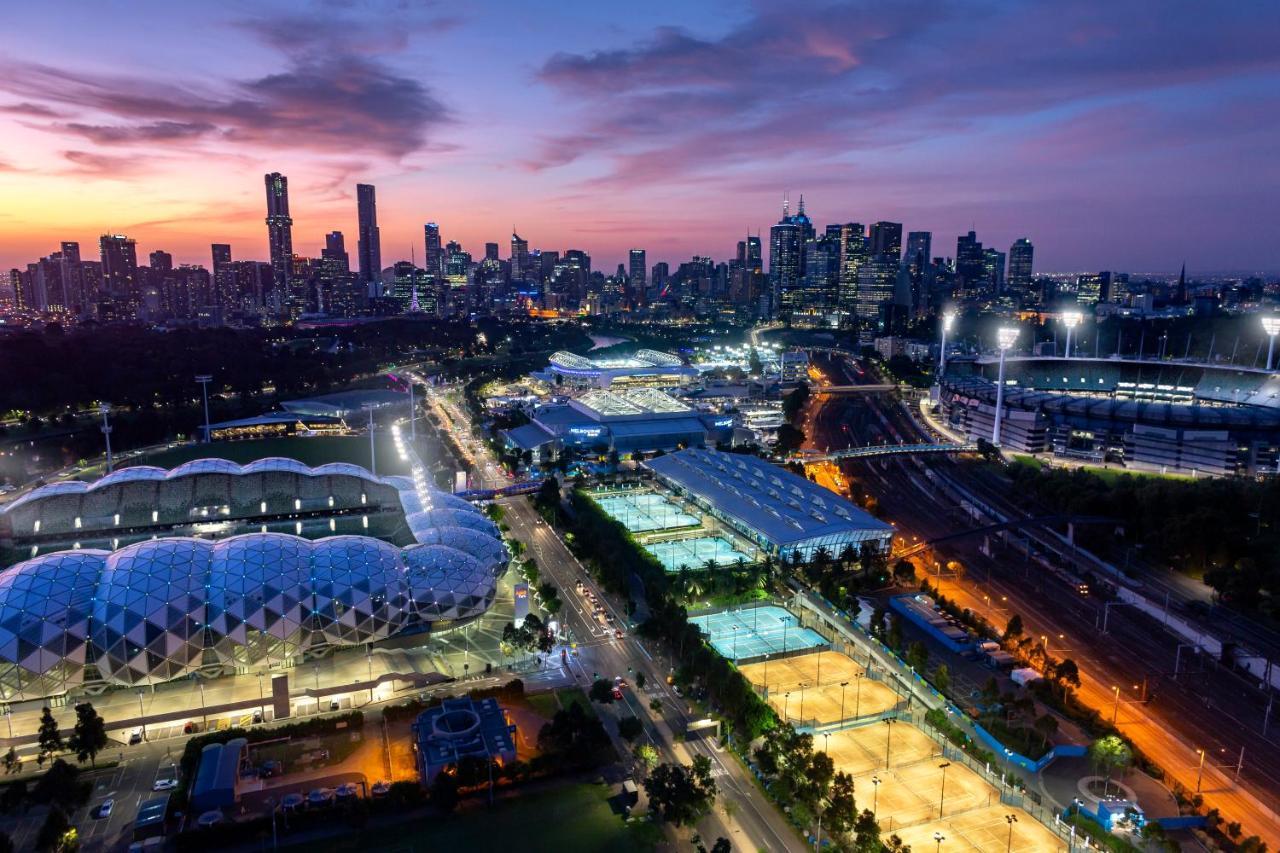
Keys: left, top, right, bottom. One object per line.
{"left": 1008, "top": 238, "right": 1034, "bottom": 291}
{"left": 955, "top": 231, "right": 985, "bottom": 289}
{"left": 263, "top": 173, "right": 293, "bottom": 301}
{"left": 356, "top": 184, "right": 381, "bottom": 285}
{"left": 99, "top": 234, "right": 139, "bottom": 315}
{"left": 837, "top": 223, "right": 866, "bottom": 312}
{"left": 869, "top": 221, "right": 903, "bottom": 261}
{"left": 423, "top": 223, "right": 444, "bottom": 277}
{"left": 769, "top": 196, "right": 806, "bottom": 315}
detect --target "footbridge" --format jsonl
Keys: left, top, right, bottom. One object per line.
{"left": 792, "top": 442, "right": 977, "bottom": 463}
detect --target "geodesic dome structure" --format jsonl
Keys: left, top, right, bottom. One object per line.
{"left": 305, "top": 537, "right": 408, "bottom": 646}
{"left": 403, "top": 544, "right": 500, "bottom": 623}
{"left": 207, "top": 534, "right": 311, "bottom": 669}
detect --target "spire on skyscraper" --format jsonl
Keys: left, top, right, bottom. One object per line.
{"left": 797, "top": 194, "right": 806, "bottom": 215}
{"left": 1176, "top": 261, "right": 1187, "bottom": 303}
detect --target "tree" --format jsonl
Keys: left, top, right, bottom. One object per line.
{"left": 68, "top": 704, "right": 107, "bottom": 767}
{"left": 1089, "top": 735, "right": 1133, "bottom": 796}
{"left": 589, "top": 679, "right": 616, "bottom": 704}
{"left": 2, "top": 748, "right": 19, "bottom": 775}
{"left": 824, "top": 771, "right": 858, "bottom": 837}
{"left": 636, "top": 671, "right": 646, "bottom": 690}
{"left": 892, "top": 559, "right": 916, "bottom": 584}
{"left": 693, "top": 835, "right": 732, "bottom": 853}
{"left": 852, "top": 809, "right": 882, "bottom": 852}
{"left": 1054, "top": 658, "right": 1081, "bottom": 690}
{"left": 1004, "top": 614, "right": 1024, "bottom": 641}
{"left": 429, "top": 773, "right": 460, "bottom": 813}
{"left": 906, "top": 641, "right": 929, "bottom": 673}
{"left": 1033, "top": 713, "right": 1059, "bottom": 749}
{"left": 35, "top": 805, "right": 74, "bottom": 853}
{"left": 932, "top": 664, "right": 951, "bottom": 694}
{"left": 643, "top": 756, "right": 717, "bottom": 826}
{"left": 36, "top": 708, "right": 63, "bottom": 765}
{"left": 634, "top": 743, "right": 659, "bottom": 773}
{"left": 617, "top": 715, "right": 643, "bottom": 741}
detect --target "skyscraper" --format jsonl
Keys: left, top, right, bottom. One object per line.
{"left": 99, "top": 234, "right": 139, "bottom": 314}
{"left": 1007, "top": 238, "right": 1034, "bottom": 291}
{"left": 955, "top": 231, "right": 985, "bottom": 289}
{"left": 211, "top": 244, "right": 234, "bottom": 308}
{"left": 356, "top": 184, "right": 382, "bottom": 285}
{"left": 422, "top": 223, "right": 444, "bottom": 277}
{"left": 263, "top": 173, "right": 293, "bottom": 300}
{"left": 869, "top": 222, "right": 903, "bottom": 260}
{"left": 510, "top": 230, "right": 529, "bottom": 282}
{"left": 484, "top": 242, "right": 499, "bottom": 262}
{"left": 983, "top": 248, "right": 1006, "bottom": 293}
{"left": 769, "top": 195, "right": 806, "bottom": 315}
{"left": 628, "top": 249, "right": 647, "bottom": 303}
{"left": 58, "top": 241, "right": 85, "bottom": 315}
{"left": 905, "top": 232, "right": 932, "bottom": 274}
{"left": 837, "top": 223, "right": 866, "bottom": 313}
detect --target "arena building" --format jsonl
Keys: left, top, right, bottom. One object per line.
{"left": 500, "top": 388, "right": 734, "bottom": 463}
{"left": 0, "top": 459, "right": 507, "bottom": 701}
{"left": 940, "top": 356, "right": 1280, "bottom": 475}
{"left": 643, "top": 448, "right": 894, "bottom": 562}
{"left": 537, "top": 349, "right": 700, "bottom": 389}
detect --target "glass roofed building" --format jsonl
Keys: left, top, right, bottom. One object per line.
{"left": 642, "top": 448, "right": 894, "bottom": 562}
{"left": 538, "top": 349, "right": 699, "bottom": 389}
{"left": 0, "top": 465, "right": 508, "bottom": 700}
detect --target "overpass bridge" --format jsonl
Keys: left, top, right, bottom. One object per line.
{"left": 810, "top": 383, "right": 896, "bottom": 394}
{"left": 792, "top": 442, "right": 977, "bottom": 463}
{"left": 455, "top": 479, "right": 544, "bottom": 501}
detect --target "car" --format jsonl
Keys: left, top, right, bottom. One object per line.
{"left": 614, "top": 676, "right": 627, "bottom": 688}
{"left": 259, "top": 760, "right": 282, "bottom": 778}
{"left": 196, "top": 810, "right": 223, "bottom": 828}
{"left": 328, "top": 699, "right": 340, "bottom": 711}
{"left": 152, "top": 779, "right": 177, "bottom": 792}
{"left": 614, "top": 629, "right": 624, "bottom": 640}
{"left": 280, "top": 793, "right": 304, "bottom": 811}
{"left": 672, "top": 685, "right": 682, "bottom": 697}
{"left": 371, "top": 781, "right": 391, "bottom": 798}
{"left": 611, "top": 687, "right": 623, "bottom": 701}
{"left": 97, "top": 799, "right": 114, "bottom": 819}
{"left": 128, "top": 727, "right": 143, "bottom": 745}
{"left": 335, "top": 782, "right": 359, "bottom": 800}
{"left": 307, "top": 788, "right": 336, "bottom": 806}
{"left": 183, "top": 721, "right": 196, "bottom": 734}
{"left": 252, "top": 710, "right": 264, "bottom": 724}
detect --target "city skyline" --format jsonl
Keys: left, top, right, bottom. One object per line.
{"left": 2, "top": 0, "right": 1279, "bottom": 272}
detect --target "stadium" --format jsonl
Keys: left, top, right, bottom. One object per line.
{"left": 940, "top": 355, "right": 1280, "bottom": 475}
{"left": 0, "top": 459, "right": 507, "bottom": 701}
{"left": 536, "top": 349, "right": 700, "bottom": 388}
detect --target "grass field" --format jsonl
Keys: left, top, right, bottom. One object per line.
{"left": 523, "top": 690, "right": 561, "bottom": 720}
{"left": 554, "top": 687, "right": 594, "bottom": 717}
{"left": 281, "top": 782, "right": 656, "bottom": 853}
{"left": 132, "top": 435, "right": 414, "bottom": 477}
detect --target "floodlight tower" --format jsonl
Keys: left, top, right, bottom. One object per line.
{"left": 1060, "top": 311, "right": 1082, "bottom": 359}
{"left": 195, "top": 375, "right": 213, "bottom": 443}
{"left": 98, "top": 403, "right": 114, "bottom": 473}
{"left": 363, "top": 403, "right": 378, "bottom": 477}
{"left": 1263, "top": 317, "right": 1280, "bottom": 371}
{"left": 938, "top": 310, "right": 957, "bottom": 379}
{"left": 991, "top": 327, "right": 1019, "bottom": 446}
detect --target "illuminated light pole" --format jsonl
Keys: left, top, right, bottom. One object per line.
{"left": 408, "top": 378, "right": 417, "bottom": 441}
{"left": 1060, "top": 311, "right": 1082, "bottom": 359}
{"left": 1005, "top": 814, "right": 1018, "bottom": 852}
{"left": 1111, "top": 684, "right": 1121, "bottom": 724}
{"left": 884, "top": 717, "right": 897, "bottom": 768}
{"left": 934, "top": 831, "right": 945, "bottom": 853}
{"left": 1196, "top": 748, "right": 1206, "bottom": 793}
{"left": 938, "top": 310, "right": 957, "bottom": 379}
{"left": 195, "top": 375, "right": 213, "bottom": 443}
{"left": 1263, "top": 317, "right": 1280, "bottom": 371}
{"left": 363, "top": 403, "right": 378, "bottom": 477}
{"left": 99, "top": 403, "right": 114, "bottom": 473}
{"left": 991, "top": 327, "right": 1019, "bottom": 446}
{"left": 938, "top": 760, "right": 951, "bottom": 818}
{"left": 870, "top": 775, "right": 881, "bottom": 816}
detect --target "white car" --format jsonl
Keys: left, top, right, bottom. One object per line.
{"left": 97, "top": 799, "right": 114, "bottom": 819}
{"left": 152, "top": 779, "right": 177, "bottom": 792}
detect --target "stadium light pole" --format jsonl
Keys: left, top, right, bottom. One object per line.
{"left": 938, "top": 310, "right": 956, "bottom": 379}
{"left": 1060, "top": 311, "right": 1082, "bottom": 359}
{"left": 407, "top": 378, "right": 416, "bottom": 441}
{"left": 363, "top": 403, "right": 378, "bottom": 477}
{"left": 1005, "top": 814, "right": 1018, "bottom": 852}
{"left": 1262, "top": 317, "right": 1280, "bottom": 371}
{"left": 991, "top": 327, "right": 1019, "bottom": 447}
{"left": 195, "top": 375, "right": 213, "bottom": 443}
{"left": 98, "top": 403, "right": 114, "bottom": 473}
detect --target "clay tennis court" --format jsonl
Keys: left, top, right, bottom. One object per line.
{"left": 821, "top": 719, "right": 940, "bottom": 775}
{"left": 739, "top": 650, "right": 902, "bottom": 724}
{"left": 890, "top": 804, "right": 1068, "bottom": 852}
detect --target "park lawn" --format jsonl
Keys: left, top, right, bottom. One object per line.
{"left": 133, "top": 435, "right": 413, "bottom": 476}
{"left": 523, "top": 690, "right": 561, "bottom": 720}
{"left": 554, "top": 687, "right": 595, "bottom": 718}
{"left": 1008, "top": 455, "right": 1192, "bottom": 484}
{"left": 284, "top": 782, "right": 654, "bottom": 853}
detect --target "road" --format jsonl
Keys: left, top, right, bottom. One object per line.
{"left": 804, "top": 353, "right": 1280, "bottom": 843}
{"left": 500, "top": 495, "right": 805, "bottom": 852}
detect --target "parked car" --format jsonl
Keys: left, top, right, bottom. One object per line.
{"left": 96, "top": 799, "right": 114, "bottom": 819}
{"left": 335, "top": 782, "right": 359, "bottom": 800}
{"left": 128, "top": 728, "right": 143, "bottom": 745}
{"left": 152, "top": 779, "right": 177, "bottom": 792}
{"left": 371, "top": 781, "right": 391, "bottom": 798}
{"left": 308, "top": 788, "right": 335, "bottom": 806}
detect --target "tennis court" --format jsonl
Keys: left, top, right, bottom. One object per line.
{"left": 739, "top": 651, "right": 901, "bottom": 724}
{"left": 690, "top": 605, "right": 827, "bottom": 661}
{"left": 891, "top": 804, "right": 1067, "bottom": 852}
{"left": 645, "top": 535, "right": 755, "bottom": 572}
{"left": 593, "top": 491, "right": 700, "bottom": 532}
{"left": 823, "top": 721, "right": 940, "bottom": 776}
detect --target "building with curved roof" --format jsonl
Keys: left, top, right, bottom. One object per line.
{"left": 2, "top": 457, "right": 405, "bottom": 541}
{"left": 0, "top": 524, "right": 507, "bottom": 700}
{"left": 540, "top": 349, "right": 699, "bottom": 389}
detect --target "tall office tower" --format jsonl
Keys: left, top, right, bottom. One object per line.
{"left": 210, "top": 244, "right": 235, "bottom": 308}
{"left": 99, "top": 234, "right": 140, "bottom": 315}
{"left": 905, "top": 232, "right": 931, "bottom": 274}
{"left": 836, "top": 223, "right": 866, "bottom": 313}
{"left": 149, "top": 250, "right": 173, "bottom": 272}
{"left": 55, "top": 242, "right": 85, "bottom": 314}
{"left": 510, "top": 231, "right": 530, "bottom": 282}
{"left": 651, "top": 262, "right": 670, "bottom": 294}
{"left": 769, "top": 195, "right": 806, "bottom": 314}
{"left": 484, "top": 242, "right": 499, "bottom": 262}
{"left": 1076, "top": 272, "right": 1112, "bottom": 304}
{"left": 869, "top": 221, "right": 903, "bottom": 260}
{"left": 855, "top": 256, "right": 898, "bottom": 322}
{"left": 1007, "top": 238, "right": 1034, "bottom": 291}
{"left": 263, "top": 173, "right": 294, "bottom": 300}
{"left": 804, "top": 229, "right": 841, "bottom": 308}
{"left": 628, "top": 249, "right": 647, "bottom": 303}
{"left": 955, "top": 231, "right": 985, "bottom": 289}
{"left": 422, "top": 223, "right": 443, "bottom": 277}
{"left": 983, "top": 249, "right": 1006, "bottom": 293}
{"left": 355, "top": 184, "right": 382, "bottom": 286}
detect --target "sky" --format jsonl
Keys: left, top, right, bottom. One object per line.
{"left": 1, "top": 0, "right": 1278, "bottom": 274}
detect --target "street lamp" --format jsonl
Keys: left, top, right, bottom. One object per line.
{"left": 992, "top": 327, "right": 1019, "bottom": 446}
{"left": 1111, "top": 685, "right": 1121, "bottom": 724}
{"left": 870, "top": 775, "right": 881, "bottom": 816}
{"left": 884, "top": 717, "right": 897, "bottom": 768}
{"left": 1060, "top": 311, "right": 1082, "bottom": 359}
{"left": 938, "top": 761, "right": 951, "bottom": 818}
{"left": 98, "top": 403, "right": 114, "bottom": 473}
{"left": 934, "top": 831, "right": 945, "bottom": 853}
{"left": 839, "top": 681, "right": 849, "bottom": 722}
{"left": 1263, "top": 317, "right": 1280, "bottom": 371}
{"left": 939, "top": 310, "right": 957, "bottom": 379}
{"left": 1196, "top": 748, "right": 1206, "bottom": 793}
{"left": 195, "top": 375, "right": 213, "bottom": 443}
{"left": 1005, "top": 814, "right": 1019, "bottom": 852}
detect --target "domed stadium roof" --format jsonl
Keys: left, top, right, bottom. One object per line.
{"left": 242, "top": 457, "right": 315, "bottom": 476}
{"left": 169, "top": 458, "right": 245, "bottom": 477}
{"left": 403, "top": 545, "right": 496, "bottom": 623}
{"left": 95, "top": 466, "right": 167, "bottom": 487}
{"left": 406, "top": 508, "right": 500, "bottom": 539}
{"left": 421, "top": 491, "right": 483, "bottom": 515}
{"left": 410, "top": 526, "right": 507, "bottom": 574}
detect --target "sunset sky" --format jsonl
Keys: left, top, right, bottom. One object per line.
{"left": 2, "top": 0, "right": 1278, "bottom": 273}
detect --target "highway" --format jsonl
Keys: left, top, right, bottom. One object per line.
{"left": 803, "top": 353, "right": 1280, "bottom": 844}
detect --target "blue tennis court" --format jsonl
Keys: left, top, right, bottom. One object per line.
{"left": 691, "top": 605, "right": 827, "bottom": 662}
{"left": 646, "top": 536, "right": 755, "bottom": 572}
{"left": 594, "top": 491, "right": 700, "bottom": 532}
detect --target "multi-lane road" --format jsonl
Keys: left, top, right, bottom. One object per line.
{"left": 804, "top": 353, "right": 1280, "bottom": 843}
